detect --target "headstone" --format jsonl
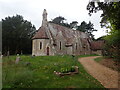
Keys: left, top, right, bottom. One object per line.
{"left": 0, "top": 55, "right": 3, "bottom": 59}
{"left": 0, "top": 52, "right": 2, "bottom": 59}
{"left": 7, "top": 51, "right": 9, "bottom": 59}
{"left": 21, "top": 50, "right": 23, "bottom": 55}
{"left": 0, "top": 52, "right": 1, "bottom": 56}
{"left": 15, "top": 54, "right": 20, "bottom": 64}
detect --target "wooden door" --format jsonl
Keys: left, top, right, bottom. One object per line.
{"left": 47, "top": 47, "right": 49, "bottom": 55}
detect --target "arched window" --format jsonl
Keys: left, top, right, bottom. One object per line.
{"left": 60, "top": 41, "right": 62, "bottom": 50}
{"left": 40, "top": 42, "right": 42, "bottom": 49}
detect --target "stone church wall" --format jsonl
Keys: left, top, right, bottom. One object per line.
{"left": 32, "top": 39, "right": 51, "bottom": 56}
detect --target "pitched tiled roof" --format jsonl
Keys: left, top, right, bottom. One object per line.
{"left": 32, "top": 22, "right": 90, "bottom": 46}
{"left": 90, "top": 41, "right": 104, "bottom": 50}
{"left": 32, "top": 26, "right": 49, "bottom": 39}
{"left": 48, "top": 23, "right": 89, "bottom": 46}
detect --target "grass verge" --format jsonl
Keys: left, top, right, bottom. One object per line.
{"left": 94, "top": 57, "right": 103, "bottom": 62}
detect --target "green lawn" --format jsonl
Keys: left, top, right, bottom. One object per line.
{"left": 2, "top": 55, "right": 104, "bottom": 88}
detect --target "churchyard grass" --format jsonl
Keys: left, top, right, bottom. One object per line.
{"left": 2, "top": 55, "right": 104, "bottom": 88}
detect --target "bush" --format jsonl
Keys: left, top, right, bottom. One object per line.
{"left": 103, "top": 30, "right": 120, "bottom": 61}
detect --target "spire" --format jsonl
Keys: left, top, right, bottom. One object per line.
{"left": 42, "top": 9, "right": 48, "bottom": 26}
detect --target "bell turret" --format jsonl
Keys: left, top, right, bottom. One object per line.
{"left": 42, "top": 9, "right": 48, "bottom": 26}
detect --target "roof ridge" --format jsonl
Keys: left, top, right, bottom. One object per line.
{"left": 49, "top": 22, "right": 85, "bottom": 33}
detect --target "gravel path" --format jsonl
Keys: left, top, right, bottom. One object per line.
{"left": 78, "top": 56, "right": 119, "bottom": 88}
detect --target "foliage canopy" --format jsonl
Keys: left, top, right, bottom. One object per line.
{"left": 87, "top": 1, "right": 120, "bottom": 60}
{"left": 2, "top": 15, "right": 36, "bottom": 55}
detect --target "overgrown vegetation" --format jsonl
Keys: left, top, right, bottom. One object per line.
{"left": 2, "top": 55, "right": 104, "bottom": 88}
{"left": 87, "top": 1, "right": 120, "bottom": 61}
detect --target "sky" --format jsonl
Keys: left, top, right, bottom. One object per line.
{"left": 0, "top": 0, "right": 108, "bottom": 39}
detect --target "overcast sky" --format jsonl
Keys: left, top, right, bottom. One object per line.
{"left": 0, "top": 0, "right": 107, "bottom": 39}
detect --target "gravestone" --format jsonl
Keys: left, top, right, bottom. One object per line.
{"left": 0, "top": 55, "right": 3, "bottom": 59}
{"left": 0, "top": 52, "right": 3, "bottom": 60}
{"left": 7, "top": 51, "right": 9, "bottom": 59}
{"left": 21, "top": 50, "right": 23, "bottom": 55}
{"left": 15, "top": 54, "right": 20, "bottom": 64}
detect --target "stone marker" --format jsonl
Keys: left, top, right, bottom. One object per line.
{"left": 0, "top": 52, "right": 2, "bottom": 59}
{"left": 7, "top": 51, "right": 10, "bottom": 59}
{"left": 0, "top": 55, "right": 3, "bottom": 59}
{"left": 15, "top": 54, "right": 20, "bottom": 64}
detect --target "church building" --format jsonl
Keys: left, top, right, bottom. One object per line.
{"left": 32, "top": 9, "right": 95, "bottom": 56}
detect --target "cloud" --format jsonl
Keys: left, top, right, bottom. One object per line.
{"left": 0, "top": 0, "right": 107, "bottom": 39}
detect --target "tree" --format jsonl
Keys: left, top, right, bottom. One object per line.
{"left": 49, "top": 16, "right": 70, "bottom": 28}
{"left": 77, "top": 21, "right": 87, "bottom": 32}
{"left": 87, "top": 1, "right": 120, "bottom": 60}
{"left": 87, "top": 2, "right": 120, "bottom": 29}
{"left": 70, "top": 21, "right": 78, "bottom": 29}
{"left": 77, "top": 21, "right": 97, "bottom": 40}
{"left": 50, "top": 16, "right": 66, "bottom": 24}
{"left": 2, "top": 15, "right": 36, "bottom": 55}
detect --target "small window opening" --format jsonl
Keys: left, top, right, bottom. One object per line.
{"left": 76, "top": 43, "right": 77, "bottom": 50}
{"left": 60, "top": 41, "right": 62, "bottom": 50}
{"left": 40, "top": 42, "right": 42, "bottom": 49}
